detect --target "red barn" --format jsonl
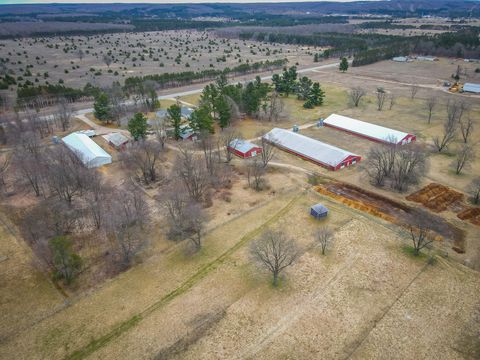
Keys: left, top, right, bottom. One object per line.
{"left": 324, "top": 114, "right": 416, "bottom": 145}
{"left": 228, "top": 139, "right": 262, "bottom": 159}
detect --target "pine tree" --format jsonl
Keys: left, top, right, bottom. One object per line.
{"left": 214, "top": 96, "right": 231, "bottom": 130}
{"left": 189, "top": 104, "right": 214, "bottom": 134}
{"left": 167, "top": 104, "right": 182, "bottom": 140}
{"left": 128, "top": 112, "right": 148, "bottom": 140}
{"left": 93, "top": 92, "right": 111, "bottom": 123}
{"left": 339, "top": 57, "right": 349, "bottom": 73}
{"left": 304, "top": 82, "right": 325, "bottom": 108}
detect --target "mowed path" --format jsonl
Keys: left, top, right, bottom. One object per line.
{"left": 0, "top": 190, "right": 301, "bottom": 360}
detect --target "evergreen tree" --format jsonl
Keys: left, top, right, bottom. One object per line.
{"left": 167, "top": 104, "right": 182, "bottom": 140}
{"left": 189, "top": 104, "right": 214, "bottom": 134}
{"left": 93, "top": 92, "right": 111, "bottom": 123}
{"left": 304, "top": 83, "right": 325, "bottom": 109}
{"left": 339, "top": 57, "right": 349, "bottom": 72}
{"left": 214, "top": 96, "right": 231, "bottom": 130}
{"left": 49, "top": 236, "right": 82, "bottom": 285}
{"left": 128, "top": 112, "right": 148, "bottom": 140}
{"left": 282, "top": 66, "right": 298, "bottom": 96}
{"left": 313, "top": 53, "right": 319, "bottom": 62}
{"left": 296, "top": 76, "right": 313, "bottom": 100}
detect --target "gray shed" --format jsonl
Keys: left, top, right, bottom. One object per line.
{"left": 310, "top": 204, "right": 328, "bottom": 219}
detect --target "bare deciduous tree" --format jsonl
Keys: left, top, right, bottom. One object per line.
{"left": 468, "top": 177, "right": 480, "bottom": 204}
{"left": 314, "top": 227, "right": 333, "bottom": 255}
{"left": 52, "top": 98, "right": 73, "bottom": 131}
{"left": 221, "top": 128, "right": 241, "bottom": 163}
{"left": 182, "top": 202, "right": 207, "bottom": 251}
{"left": 175, "top": 146, "right": 209, "bottom": 202}
{"left": 349, "top": 87, "right": 366, "bottom": 107}
{"left": 151, "top": 114, "right": 167, "bottom": 148}
{"left": 391, "top": 145, "right": 427, "bottom": 192}
{"left": 246, "top": 157, "right": 266, "bottom": 191}
{"left": 388, "top": 93, "right": 396, "bottom": 110}
{"left": 410, "top": 84, "right": 419, "bottom": 100}
{"left": 459, "top": 116, "right": 474, "bottom": 143}
{"left": 409, "top": 223, "right": 433, "bottom": 256}
{"left": 258, "top": 133, "right": 276, "bottom": 168}
{"left": 376, "top": 87, "right": 386, "bottom": 111}
{"left": 103, "top": 54, "right": 113, "bottom": 68}
{"left": 365, "top": 141, "right": 397, "bottom": 187}
{"left": 433, "top": 103, "right": 459, "bottom": 152}
{"left": 122, "top": 140, "right": 164, "bottom": 185}
{"left": 452, "top": 144, "right": 475, "bottom": 175}
{"left": 250, "top": 230, "right": 298, "bottom": 286}
{"left": 425, "top": 96, "right": 436, "bottom": 124}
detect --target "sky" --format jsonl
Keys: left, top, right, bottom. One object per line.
{"left": 1, "top": 0, "right": 370, "bottom": 4}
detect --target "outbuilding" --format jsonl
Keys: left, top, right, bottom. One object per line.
{"left": 463, "top": 83, "right": 480, "bottom": 94}
{"left": 228, "top": 139, "right": 262, "bottom": 158}
{"left": 310, "top": 204, "right": 328, "bottom": 219}
{"left": 62, "top": 133, "right": 112, "bottom": 168}
{"left": 263, "top": 128, "right": 360, "bottom": 171}
{"left": 324, "top": 114, "right": 416, "bottom": 145}
{"left": 102, "top": 132, "right": 129, "bottom": 150}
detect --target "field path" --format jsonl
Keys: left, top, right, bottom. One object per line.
{"left": 64, "top": 192, "right": 302, "bottom": 360}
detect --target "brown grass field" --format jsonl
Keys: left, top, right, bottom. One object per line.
{"left": 1, "top": 54, "right": 480, "bottom": 360}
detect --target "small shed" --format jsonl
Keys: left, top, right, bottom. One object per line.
{"left": 228, "top": 139, "right": 262, "bottom": 158}
{"left": 102, "top": 132, "right": 129, "bottom": 150}
{"left": 310, "top": 204, "right": 328, "bottom": 219}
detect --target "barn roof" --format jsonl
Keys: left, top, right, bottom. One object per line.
{"left": 324, "top": 114, "right": 411, "bottom": 144}
{"left": 62, "top": 133, "right": 112, "bottom": 168}
{"left": 263, "top": 128, "right": 357, "bottom": 167}
{"left": 229, "top": 139, "right": 259, "bottom": 153}
{"left": 463, "top": 83, "right": 480, "bottom": 94}
{"left": 102, "top": 132, "right": 129, "bottom": 147}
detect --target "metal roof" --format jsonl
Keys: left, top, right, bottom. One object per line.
{"left": 62, "top": 133, "right": 112, "bottom": 168}
{"left": 181, "top": 107, "right": 194, "bottom": 118}
{"left": 102, "top": 132, "right": 129, "bottom": 147}
{"left": 463, "top": 83, "right": 480, "bottom": 94}
{"left": 311, "top": 203, "right": 328, "bottom": 214}
{"left": 324, "top": 114, "right": 411, "bottom": 144}
{"left": 229, "top": 139, "right": 260, "bottom": 153}
{"left": 263, "top": 128, "right": 357, "bottom": 167}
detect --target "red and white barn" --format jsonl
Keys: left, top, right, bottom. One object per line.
{"left": 324, "top": 114, "right": 416, "bottom": 145}
{"left": 228, "top": 139, "right": 262, "bottom": 158}
{"left": 263, "top": 128, "right": 360, "bottom": 171}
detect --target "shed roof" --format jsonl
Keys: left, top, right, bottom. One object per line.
{"left": 102, "top": 132, "right": 129, "bottom": 147}
{"left": 311, "top": 203, "right": 328, "bottom": 214}
{"left": 62, "top": 133, "right": 111, "bottom": 167}
{"left": 263, "top": 128, "right": 357, "bottom": 167}
{"left": 463, "top": 83, "right": 480, "bottom": 94}
{"left": 229, "top": 139, "right": 260, "bottom": 153}
{"left": 324, "top": 114, "right": 411, "bottom": 144}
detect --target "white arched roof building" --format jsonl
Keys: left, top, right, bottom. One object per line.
{"left": 62, "top": 133, "right": 112, "bottom": 168}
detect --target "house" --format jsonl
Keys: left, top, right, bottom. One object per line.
{"left": 62, "top": 133, "right": 112, "bottom": 168}
{"left": 310, "top": 204, "right": 328, "bottom": 219}
{"left": 179, "top": 125, "right": 196, "bottom": 141}
{"left": 180, "top": 107, "right": 194, "bottom": 120}
{"left": 323, "top": 114, "right": 416, "bottom": 145}
{"left": 263, "top": 128, "right": 360, "bottom": 171}
{"left": 102, "top": 132, "right": 129, "bottom": 150}
{"left": 228, "top": 139, "right": 262, "bottom": 158}
{"left": 462, "top": 83, "right": 480, "bottom": 94}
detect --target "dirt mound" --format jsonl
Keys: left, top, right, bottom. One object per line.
{"left": 315, "top": 182, "right": 466, "bottom": 253}
{"left": 457, "top": 207, "right": 480, "bottom": 226}
{"left": 406, "top": 183, "right": 464, "bottom": 213}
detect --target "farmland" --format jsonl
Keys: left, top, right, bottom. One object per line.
{"left": 1, "top": 2, "right": 480, "bottom": 360}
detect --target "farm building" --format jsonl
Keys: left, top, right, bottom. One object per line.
{"left": 310, "top": 204, "right": 328, "bottom": 219}
{"left": 324, "top": 114, "right": 416, "bottom": 145}
{"left": 62, "top": 133, "right": 112, "bottom": 168}
{"left": 263, "top": 128, "right": 360, "bottom": 171}
{"left": 228, "top": 139, "right": 262, "bottom": 158}
{"left": 102, "top": 132, "right": 129, "bottom": 150}
{"left": 416, "top": 56, "right": 438, "bottom": 61}
{"left": 392, "top": 56, "right": 410, "bottom": 62}
{"left": 463, "top": 83, "right": 480, "bottom": 94}
{"left": 181, "top": 107, "right": 194, "bottom": 120}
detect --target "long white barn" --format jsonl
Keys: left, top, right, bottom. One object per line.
{"left": 263, "top": 128, "right": 360, "bottom": 171}
{"left": 62, "top": 133, "right": 112, "bottom": 168}
{"left": 324, "top": 114, "right": 416, "bottom": 145}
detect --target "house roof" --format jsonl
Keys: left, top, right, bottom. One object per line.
{"left": 311, "top": 203, "right": 328, "bottom": 214}
{"left": 102, "top": 132, "right": 129, "bottom": 147}
{"left": 155, "top": 110, "right": 168, "bottom": 118}
{"left": 324, "top": 114, "right": 411, "bottom": 144}
{"left": 229, "top": 139, "right": 260, "bottom": 153}
{"left": 62, "top": 133, "right": 111, "bottom": 167}
{"left": 181, "top": 107, "right": 194, "bottom": 118}
{"left": 463, "top": 83, "right": 480, "bottom": 94}
{"left": 263, "top": 128, "right": 358, "bottom": 167}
